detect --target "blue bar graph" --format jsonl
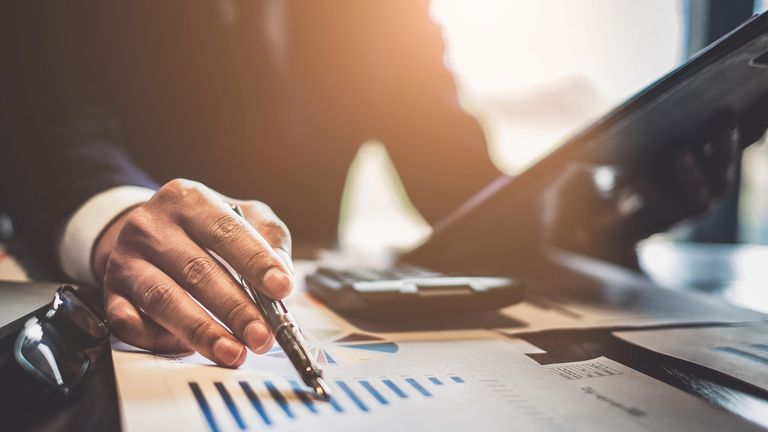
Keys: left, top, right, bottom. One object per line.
{"left": 360, "top": 380, "right": 388, "bottom": 405}
{"left": 383, "top": 379, "right": 408, "bottom": 398}
{"left": 239, "top": 381, "right": 272, "bottom": 426}
{"left": 289, "top": 380, "right": 319, "bottom": 414}
{"left": 336, "top": 380, "right": 369, "bottom": 412}
{"left": 326, "top": 395, "right": 345, "bottom": 413}
{"left": 190, "top": 374, "right": 468, "bottom": 428}
{"left": 214, "top": 382, "right": 246, "bottom": 430}
{"left": 265, "top": 380, "right": 295, "bottom": 418}
{"left": 405, "top": 378, "right": 432, "bottom": 397}
{"left": 189, "top": 382, "right": 220, "bottom": 432}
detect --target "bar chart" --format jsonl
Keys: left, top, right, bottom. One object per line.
{"left": 188, "top": 374, "right": 466, "bottom": 431}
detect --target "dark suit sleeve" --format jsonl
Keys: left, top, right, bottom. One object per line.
{"left": 291, "top": 0, "right": 500, "bottom": 225}
{"left": 0, "top": 3, "right": 158, "bottom": 273}
{"left": 373, "top": 3, "right": 501, "bottom": 224}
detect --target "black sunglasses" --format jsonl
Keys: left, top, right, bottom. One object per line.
{"left": 13, "top": 285, "right": 110, "bottom": 396}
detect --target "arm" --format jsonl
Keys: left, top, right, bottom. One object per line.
{"left": 373, "top": 4, "right": 501, "bottom": 224}
{"left": 283, "top": 0, "right": 500, "bottom": 225}
{"left": 0, "top": 5, "right": 158, "bottom": 273}
{"left": 0, "top": 5, "right": 294, "bottom": 368}
{"left": 351, "top": 1, "right": 500, "bottom": 224}
{"left": 326, "top": 1, "right": 745, "bottom": 269}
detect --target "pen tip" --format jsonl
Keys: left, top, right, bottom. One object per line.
{"left": 314, "top": 377, "right": 332, "bottom": 400}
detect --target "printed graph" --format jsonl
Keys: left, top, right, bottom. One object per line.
{"left": 189, "top": 374, "right": 466, "bottom": 431}
{"left": 266, "top": 329, "right": 398, "bottom": 365}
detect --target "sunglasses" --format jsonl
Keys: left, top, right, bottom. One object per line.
{"left": 13, "top": 285, "right": 110, "bottom": 396}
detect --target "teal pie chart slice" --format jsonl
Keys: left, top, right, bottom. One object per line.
{"left": 343, "top": 342, "right": 399, "bottom": 354}
{"left": 266, "top": 330, "right": 398, "bottom": 365}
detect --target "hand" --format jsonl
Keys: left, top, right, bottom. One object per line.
{"left": 543, "top": 117, "right": 740, "bottom": 265}
{"left": 92, "top": 179, "right": 293, "bottom": 367}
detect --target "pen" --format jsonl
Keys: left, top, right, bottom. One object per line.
{"left": 230, "top": 204, "right": 331, "bottom": 400}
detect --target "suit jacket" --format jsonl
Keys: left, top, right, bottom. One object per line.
{"left": 0, "top": 1, "right": 498, "bottom": 269}
{"left": 0, "top": 2, "right": 158, "bottom": 271}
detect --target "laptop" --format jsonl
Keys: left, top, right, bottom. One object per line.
{"left": 403, "top": 10, "right": 768, "bottom": 274}
{"left": 309, "top": 10, "right": 768, "bottom": 316}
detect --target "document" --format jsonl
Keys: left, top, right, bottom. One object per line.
{"left": 615, "top": 323, "right": 768, "bottom": 393}
{"left": 497, "top": 283, "right": 764, "bottom": 335}
{"left": 496, "top": 251, "right": 766, "bottom": 334}
{"left": 540, "top": 355, "right": 760, "bottom": 431}
{"left": 112, "top": 291, "right": 761, "bottom": 432}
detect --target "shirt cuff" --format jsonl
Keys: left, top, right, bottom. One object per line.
{"left": 58, "top": 186, "right": 156, "bottom": 286}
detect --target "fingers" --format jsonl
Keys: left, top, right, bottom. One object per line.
{"left": 100, "top": 179, "right": 295, "bottom": 363}
{"left": 694, "top": 118, "right": 739, "bottom": 197}
{"left": 143, "top": 227, "right": 275, "bottom": 354}
{"left": 630, "top": 149, "right": 712, "bottom": 237}
{"left": 633, "top": 120, "right": 740, "bottom": 235}
{"left": 105, "top": 255, "right": 247, "bottom": 368}
{"left": 543, "top": 116, "right": 742, "bottom": 255}
{"left": 149, "top": 180, "right": 293, "bottom": 299}
{"left": 674, "top": 150, "right": 711, "bottom": 215}
{"left": 238, "top": 201, "right": 294, "bottom": 273}
{"left": 104, "top": 287, "right": 192, "bottom": 354}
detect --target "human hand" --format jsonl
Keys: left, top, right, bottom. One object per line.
{"left": 92, "top": 179, "right": 293, "bottom": 367}
{"left": 543, "top": 117, "right": 740, "bottom": 265}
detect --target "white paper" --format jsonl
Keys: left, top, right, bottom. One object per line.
{"left": 542, "top": 355, "right": 761, "bottom": 431}
{"left": 496, "top": 251, "right": 766, "bottom": 334}
{"left": 615, "top": 323, "right": 768, "bottom": 393}
{"left": 112, "top": 291, "right": 761, "bottom": 432}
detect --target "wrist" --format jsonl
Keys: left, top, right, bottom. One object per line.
{"left": 58, "top": 186, "right": 156, "bottom": 285}
{"left": 91, "top": 206, "right": 138, "bottom": 285}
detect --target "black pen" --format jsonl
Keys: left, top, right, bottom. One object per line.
{"left": 230, "top": 204, "right": 331, "bottom": 400}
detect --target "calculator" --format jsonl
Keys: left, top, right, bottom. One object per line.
{"left": 305, "top": 264, "right": 524, "bottom": 316}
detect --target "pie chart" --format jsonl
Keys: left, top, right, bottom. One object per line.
{"left": 266, "top": 329, "right": 399, "bottom": 365}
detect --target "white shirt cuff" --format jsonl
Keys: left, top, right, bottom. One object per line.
{"left": 58, "top": 186, "right": 156, "bottom": 286}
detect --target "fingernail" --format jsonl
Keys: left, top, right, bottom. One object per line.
{"left": 263, "top": 268, "right": 292, "bottom": 297}
{"left": 213, "top": 337, "right": 245, "bottom": 367}
{"left": 244, "top": 322, "right": 271, "bottom": 353}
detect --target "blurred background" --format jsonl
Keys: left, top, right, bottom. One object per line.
{"left": 340, "top": 0, "right": 768, "bottom": 257}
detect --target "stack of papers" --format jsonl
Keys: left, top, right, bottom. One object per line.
{"left": 615, "top": 323, "right": 768, "bottom": 393}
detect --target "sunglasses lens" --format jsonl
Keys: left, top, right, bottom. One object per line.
{"left": 14, "top": 318, "right": 89, "bottom": 394}
{"left": 49, "top": 287, "right": 109, "bottom": 346}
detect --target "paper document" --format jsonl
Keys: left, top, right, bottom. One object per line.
{"left": 112, "top": 292, "right": 760, "bottom": 432}
{"left": 496, "top": 251, "right": 766, "bottom": 335}
{"left": 541, "top": 355, "right": 760, "bottom": 431}
{"left": 615, "top": 323, "right": 768, "bottom": 393}
{"left": 497, "top": 284, "right": 764, "bottom": 335}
